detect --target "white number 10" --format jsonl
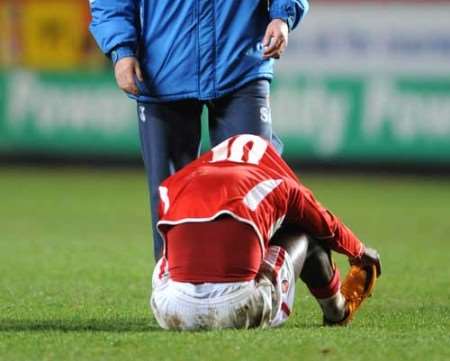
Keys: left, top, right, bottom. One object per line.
{"left": 210, "top": 134, "right": 268, "bottom": 165}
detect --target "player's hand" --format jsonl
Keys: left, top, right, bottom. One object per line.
{"left": 262, "top": 19, "right": 289, "bottom": 60}
{"left": 114, "top": 57, "right": 144, "bottom": 95}
{"left": 350, "top": 246, "right": 382, "bottom": 277}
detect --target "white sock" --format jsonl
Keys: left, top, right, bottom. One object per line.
{"left": 317, "top": 291, "right": 347, "bottom": 322}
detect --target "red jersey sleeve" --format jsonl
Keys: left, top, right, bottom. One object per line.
{"left": 285, "top": 181, "right": 364, "bottom": 258}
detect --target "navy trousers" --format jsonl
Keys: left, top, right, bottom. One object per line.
{"left": 137, "top": 80, "right": 280, "bottom": 260}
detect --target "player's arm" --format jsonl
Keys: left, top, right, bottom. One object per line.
{"left": 263, "top": 0, "right": 309, "bottom": 59}
{"left": 285, "top": 182, "right": 381, "bottom": 276}
{"left": 89, "top": 0, "right": 143, "bottom": 95}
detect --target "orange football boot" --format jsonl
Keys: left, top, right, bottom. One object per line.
{"left": 324, "top": 264, "right": 378, "bottom": 326}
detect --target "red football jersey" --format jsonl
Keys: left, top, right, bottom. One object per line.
{"left": 157, "top": 134, "right": 299, "bottom": 257}
{"left": 157, "top": 134, "right": 364, "bottom": 261}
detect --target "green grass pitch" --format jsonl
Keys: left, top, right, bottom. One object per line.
{"left": 0, "top": 167, "right": 449, "bottom": 361}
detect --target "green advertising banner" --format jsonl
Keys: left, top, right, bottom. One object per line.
{"left": 271, "top": 75, "right": 450, "bottom": 164}
{"left": 0, "top": 71, "right": 139, "bottom": 156}
{"left": 1, "top": 70, "right": 450, "bottom": 164}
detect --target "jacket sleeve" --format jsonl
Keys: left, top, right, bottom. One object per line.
{"left": 269, "top": 0, "right": 310, "bottom": 31}
{"left": 89, "top": 0, "right": 139, "bottom": 62}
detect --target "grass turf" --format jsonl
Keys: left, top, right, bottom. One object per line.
{"left": 0, "top": 166, "right": 449, "bottom": 361}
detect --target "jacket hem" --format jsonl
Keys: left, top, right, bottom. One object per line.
{"left": 131, "top": 73, "right": 273, "bottom": 103}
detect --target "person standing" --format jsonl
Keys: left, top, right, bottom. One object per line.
{"left": 89, "top": 0, "right": 310, "bottom": 259}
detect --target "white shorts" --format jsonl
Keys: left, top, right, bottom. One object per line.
{"left": 150, "top": 246, "right": 296, "bottom": 330}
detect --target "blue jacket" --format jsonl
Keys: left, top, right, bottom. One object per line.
{"left": 90, "top": 0, "right": 309, "bottom": 102}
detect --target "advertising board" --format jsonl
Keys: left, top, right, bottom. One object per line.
{"left": 1, "top": 1, "right": 450, "bottom": 164}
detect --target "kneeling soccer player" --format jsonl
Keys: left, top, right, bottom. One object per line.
{"left": 150, "top": 134, "right": 381, "bottom": 330}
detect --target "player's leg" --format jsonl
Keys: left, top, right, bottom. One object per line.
{"left": 269, "top": 225, "right": 309, "bottom": 280}
{"left": 268, "top": 226, "right": 347, "bottom": 324}
{"left": 208, "top": 79, "right": 284, "bottom": 154}
{"left": 300, "top": 238, "right": 348, "bottom": 324}
{"left": 137, "top": 101, "right": 203, "bottom": 260}
{"left": 256, "top": 226, "right": 308, "bottom": 326}
{"left": 293, "top": 184, "right": 380, "bottom": 324}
